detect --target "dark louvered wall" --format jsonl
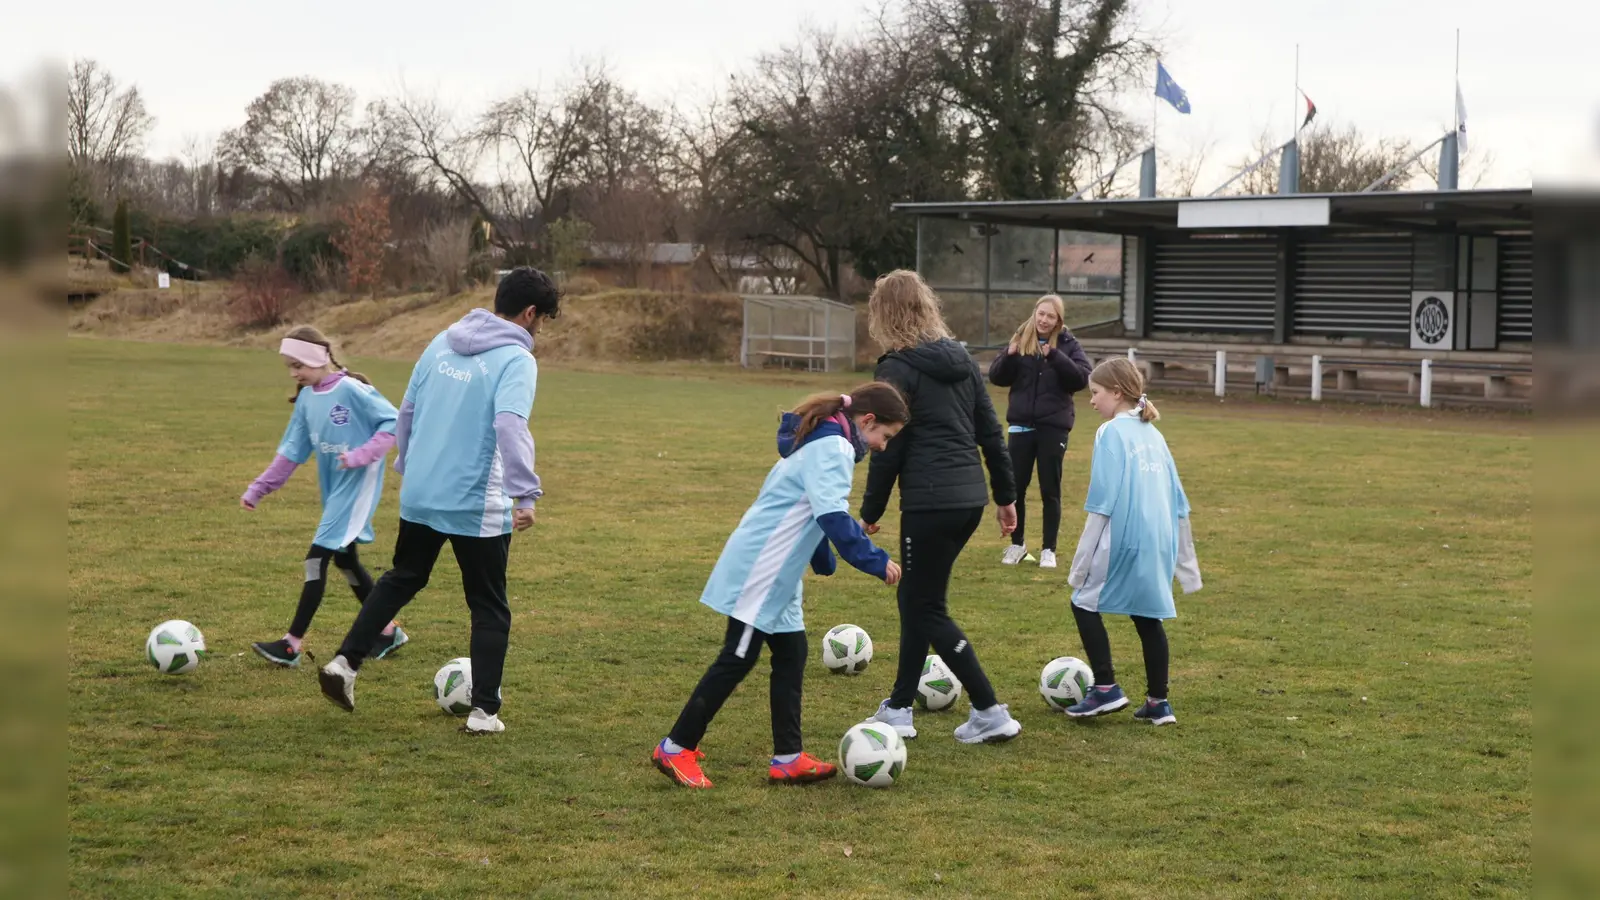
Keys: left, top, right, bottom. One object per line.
{"left": 1149, "top": 237, "right": 1277, "bottom": 334}
{"left": 1291, "top": 235, "right": 1414, "bottom": 341}
{"left": 1496, "top": 233, "right": 1532, "bottom": 343}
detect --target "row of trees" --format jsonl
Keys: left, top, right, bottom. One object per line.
{"left": 68, "top": 0, "right": 1479, "bottom": 299}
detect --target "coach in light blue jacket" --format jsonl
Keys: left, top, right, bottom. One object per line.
{"left": 318, "top": 268, "right": 560, "bottom": 735}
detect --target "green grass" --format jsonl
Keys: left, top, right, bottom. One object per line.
{"left": 68, "top": 339, "right": 1531, "bottom": 898}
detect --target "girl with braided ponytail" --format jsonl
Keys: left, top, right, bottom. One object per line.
{"left": 651, "top": 382, "right": 907, "bottom": 789}
{"left": 239, "top": 325, "right": 407, "bottom": 668}
{"left": 1064, "top": 358, "right": 1202, "bottom": 726}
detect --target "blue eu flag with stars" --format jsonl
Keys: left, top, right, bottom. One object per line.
{"left": 1155, "top": 61, "right": 1191, "bottom": 114}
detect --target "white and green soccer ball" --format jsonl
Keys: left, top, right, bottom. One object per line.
{"left": 1040, "top": 656, "right": 1094, "bottom": 711}
{"left": 916, "top": 654, "right": 964, "bottom": 711}
{"left": 821, "top": 624, "right": 872, "bottom": 675}
{"left": 145, "top": 620, "right": 205, "bottom": 675}
{"left": 839, "top": 721, "right": 907, "bottom": 788}
{"left": 433, "top": 658, "right": 473, "bottom": 715}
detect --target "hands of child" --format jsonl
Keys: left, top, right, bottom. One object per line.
{"left": 239, "top": 497, "right": 256, "bottom": 511}
{"left": 337, "top": 452, "right": 353, "bottom": 470}
{"left": 862, "top": 520, "right": 880, "bottom": 536}
{"left": 883, "top": 560, "right": 902, "bottom": 585}
{"left": 513, "top": 507, "right": 536, "bottom": 532}
{"left": 997, "top": 503, "right": 1018, "bottom": 536}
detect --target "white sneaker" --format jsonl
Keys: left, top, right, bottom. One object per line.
{"left": 864, "top": 699, "right": 917, "bottom": 739}
{"left": 318, "top": 655, "right": 357, "bottom": 712}
{"left": 1039, "top": 549, "right": 1058, "bottom": 569}
{"left": 954, "top": 703, "right": 1022, "bottom": 744}
{"left": 463, "top": 708, "right": 505, "bottom": 734}
{"left": 1001, "top": 544, "right": 1028, "bottom": 565}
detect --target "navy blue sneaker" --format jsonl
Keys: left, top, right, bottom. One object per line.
{"left": 1133, "top": 699, "right": 1177, "bottom": 726}
{"left": 1066, "top": 684, "right": 1130, "bottom": 718}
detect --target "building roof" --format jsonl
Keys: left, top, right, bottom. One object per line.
{"left": 893, "top": 188, "right": 1532, "bottom": 235}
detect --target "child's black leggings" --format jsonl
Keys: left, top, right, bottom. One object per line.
{"left": 289, "top": 543, "right": 374, "bottom": 639}
{"left": 1070, "top": 604, "right": 1169, "bottom": 700}
{"left": 670, "top": 617, "right": 808, "bottom": 756}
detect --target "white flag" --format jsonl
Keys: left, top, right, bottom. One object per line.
{"left": 1455, "top": 84, "right": 1469, "bottom": 154}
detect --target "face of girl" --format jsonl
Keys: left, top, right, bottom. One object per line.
{"left": 854, "top": 414, "right": 904, "bottom": 452}
{"left": 1034, "top": 303, "right": 1060, "bottom": 336}
{"left": 283, "top": 355, "right": 329, "bottom": 387}
{"left": 1088, "top": 381, "right": 1127, "bottom": 420}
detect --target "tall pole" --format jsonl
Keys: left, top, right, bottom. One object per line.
{"left": 1293, "top": 44, "right": 1300, "bottom": 140}
{"left": 1453, "top": 29, "right": 1461, "bottom": 142}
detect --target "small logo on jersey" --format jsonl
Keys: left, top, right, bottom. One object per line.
{"left": 328, "top": 404, "right": 351, "bottom": 426}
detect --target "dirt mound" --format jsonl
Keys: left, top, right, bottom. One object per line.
{"left": 69, "top": 282, "right": 747, "bottom": 364}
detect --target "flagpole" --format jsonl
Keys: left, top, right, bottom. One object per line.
{"left": 1453, "top": 29, "right": 1461, "bottom": 139}
{"left": 1152, "top": 60, "right": 1159, "bottom": 158}
{"left": 1293, "top": 44, "right": 1300, "bottom": 141}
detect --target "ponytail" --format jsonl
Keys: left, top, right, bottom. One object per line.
{"left": 788, "top": 381, "right": 910, "bottom": 444}
{"left": 1089, "top": 357, "right": 1161, "bottom": 422}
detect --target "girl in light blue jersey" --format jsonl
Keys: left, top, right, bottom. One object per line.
{"left": 652, "top": 383, "right": 908, "bottom": 789}
{"left": 240, "top": 326, "right": 405, "bottom": 668}
{"left": 1064, "top": 358, "right": 1202, "bottom": 726}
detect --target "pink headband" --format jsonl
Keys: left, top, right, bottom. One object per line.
{"left": 280, "top": 338, "right": 331, "bottom": 368}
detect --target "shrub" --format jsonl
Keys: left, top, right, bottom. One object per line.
{"left": 227, "top": 256, "right": 301, "bottom": 329}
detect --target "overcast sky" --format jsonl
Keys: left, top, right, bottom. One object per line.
{"left": 28, "top": 0, "right": 1600, "bottom": 188}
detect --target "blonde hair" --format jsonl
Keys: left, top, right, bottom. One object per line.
{"left": 281, "top": 325, "right": 371, "bottom": 403}
{"left": 1090, "top": 357, "right": 1160, "bottom": 422}
{"left": 1012, "top": 294, "right": 1066, "bottom": 356}
{"left": 868, "top": 269, "right": 952, "bottom": 351}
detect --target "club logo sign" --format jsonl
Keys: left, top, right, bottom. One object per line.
{"left": 1410, "top": 291, "right": 1454, "bottom": 350}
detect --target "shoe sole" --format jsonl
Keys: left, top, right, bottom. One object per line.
{"left": 317, "top": 669, "right": 355, "bottom": 712}
{"left": 955, "top": 720, "right": 1023, "bottom": 745}
{"left": 768, "top": 769, "right": 838, "bottom": 785}
{"left": 370, "top": 635, "right": 408, "bottom": 660}
{"left": 461, "top": 724, "right": 504, "bottom": 735}
{"left": 652, "top": 755, "right": 712, "bottom": 789}
{"left": 251, "top": 645, "right": 300, "bottom": 668}
{"left": 1136, "top": 715, "right": 1177, "bottom": 726}
{"left": 1067, "top": 696, "right": 1131, "bottom": 718}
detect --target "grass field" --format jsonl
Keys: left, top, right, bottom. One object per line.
{"left": 67, "top": 338, "right": 1531, "bottom": 898}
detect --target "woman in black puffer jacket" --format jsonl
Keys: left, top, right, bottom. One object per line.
{"left": 987, "top": 295, "right": 1093, "bottom": 570}
{"left": 858, "top": 270, "right": 1024, "bottom": 746}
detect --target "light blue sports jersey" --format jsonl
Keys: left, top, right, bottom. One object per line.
{"left": 1071, "top": 410, "right": 1191, "bottom": 619}
{"left": 398, "top": 330, "right": 536, "bottom": 537}
{"left": 699, "top": 433, "right": 858, "bottom": 635}
{"left": 277, "top": 377, "right": 398, "bottom": 550}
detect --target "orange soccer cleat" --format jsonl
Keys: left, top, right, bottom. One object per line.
{"left": 767, "top": 752, "right": 838, "bottom": 785}
{"left": 652, "top": 742, "right": 713, "bottom": 789}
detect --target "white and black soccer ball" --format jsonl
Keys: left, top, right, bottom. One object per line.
{"left": 821, "top": 624, "right": 872, "bottom": 675}
{"left": 916, "top": 654, "right": 964, "bottom": 711}
{"left": 145, "top": 620, "right": 205, "bottom": 675}
{"left": 433, "top": 658, "right": 473, "bottom": 715}
{"left": 839, "top": 721, "right": 907, "bottom": 788}
{"left": 1040, "top": 656, "right": 1094, "bottom": 711}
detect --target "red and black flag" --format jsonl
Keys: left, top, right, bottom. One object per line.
{"left": 1299, "top": 90, "right": 1318, "bottom": 130}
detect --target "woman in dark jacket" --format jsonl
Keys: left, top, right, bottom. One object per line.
{"left": 858, "top": 269, "right": 1024, "bottom": 745}
{"left": 987, "top": 294, "right": 1093, "bottom": 569}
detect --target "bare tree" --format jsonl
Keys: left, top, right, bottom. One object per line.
{"left": 475, "top": 68, "right": 607, "bottom": 237}
{"left": 1160, "top": 138, "right": 1215, "bottom": 197}
{"left": 1221, "top": 122, "right": 1414, "bottom": 195}
{"left": 219, "top": 77, "right": 365, "bottom": 208}
{"left": 66, "top": 59, "right": 154, "bottom": 202}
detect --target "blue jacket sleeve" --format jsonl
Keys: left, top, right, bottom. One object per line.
{"left": 817, "top": 512, "right": 889, "bottom": 580}
{"left": 809, "top": 537, "right": 837, "bottom": 576}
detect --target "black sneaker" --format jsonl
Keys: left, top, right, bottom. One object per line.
{"left": 368, "top": 626, "right": 409, "bottom": 660}
{"left": 252, "top": 638, "right": 302, "bottom": 668}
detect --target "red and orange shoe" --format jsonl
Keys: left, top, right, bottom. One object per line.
{"left": 652, "top": 742, "right": 713, "bottom": 789}
{"left": 768, "top": 752, "right": 838, "bottom": 785}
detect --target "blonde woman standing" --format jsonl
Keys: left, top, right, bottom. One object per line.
{"left": 858, "top": 269, "right": 1023, "bottom": 745}
{"left": 986, "top": 295, "right": 1092, "bottom": 568}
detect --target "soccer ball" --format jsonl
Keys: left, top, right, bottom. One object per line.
{"left": 916, "top": 654, "right": 964, "bottom": 711}
{"left": 821, "top": 624, "right": 872, "bottom": 675}
{"left": 1040, "top": 656, "right": 1094, "bottom": 711}
{"left": 145, "top": 620, "right": 205, "bottom": 674}
{"left": 433, "top": 658, "right": 473, "bottom": 715}
{"left": 839, "top": 721, "right": 907, "bottom": 788}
